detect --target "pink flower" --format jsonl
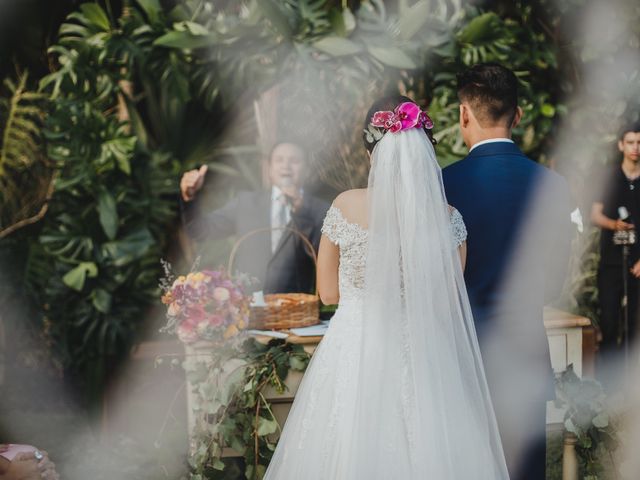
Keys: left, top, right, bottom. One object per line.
{"left": 369, "top": 102, "right": 433, "bottom": 136}
{"left": 182, "top": 316, "right": 198, "bottom": 329}
{"left": 395, "top": 102, "right": 421, "bottom": 130}
{"left": 171, "top": 284, "right": 185, "bottom": 301}
{"left": 185, "top": 305, "right": 207, "bottom": 325}
{"left": 371, "top": 110, "right": 395, "bottom": 128}
{"left": 208, "top": 314, "right": 224, "bottom": 327}
{"left": 177, "top": 322, "right": 198, "bottom": 343}
{"left": 419, "top": 111, "right": 434, "bottom": 129}
{"left": 388, "top": 120, "right": 403, "bottom": 133}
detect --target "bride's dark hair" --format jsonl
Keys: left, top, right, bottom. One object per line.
{"left": 363, "top": 95, "right": 436, "bottom": 153}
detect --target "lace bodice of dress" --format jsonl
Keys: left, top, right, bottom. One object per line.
{"left": 321, "top": 205, "right": 467, "bottom": 302}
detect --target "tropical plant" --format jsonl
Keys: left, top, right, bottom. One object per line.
{"left": 405, "top": 2, "right": 566, "bottom": 167}
{"left": 151, "top": 0, "right": 568, "bottom": 183}
{"left": 151, "top": 0, "right": 467, "bottom": 191}
{"left": 25, "top": 1, "right": 186, "bottom": 401}
{"left": 0, "top": 73, "right": 52, "bottom": 235}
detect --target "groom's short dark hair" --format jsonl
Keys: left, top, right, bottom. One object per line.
{"left": 457, "top": 63, "right": 518, "bottom": 128}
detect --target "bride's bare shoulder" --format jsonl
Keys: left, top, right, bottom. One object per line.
{"left": 332, "top": 189, "right": 368, "bottom": 226}
{"left": 333, "top": 188, "right": 367, "bottom": 209}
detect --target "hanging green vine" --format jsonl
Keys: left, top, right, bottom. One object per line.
{"left": 173, "top": 337, "right": 310, "bottom": 480}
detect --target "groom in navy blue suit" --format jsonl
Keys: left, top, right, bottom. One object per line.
{"left": 443, "top": 63, "right": 572, "bottom": 480}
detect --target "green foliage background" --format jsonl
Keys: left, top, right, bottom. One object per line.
{"left": 0, "top": 0, "right": 639, "bottom": 437}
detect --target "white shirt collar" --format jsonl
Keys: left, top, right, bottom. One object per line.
{"left": 272, "top": 185, "right": 284, "bottom": 201}
{"left": 469, "top": 138, "right": 514, "bottom": 152}
{"left": 271, "top": 185, "right": 303, "bottom": 201}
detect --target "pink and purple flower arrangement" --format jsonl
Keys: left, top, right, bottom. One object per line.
{"left": 160, "top": 264, "right": 250, "bottom": 344}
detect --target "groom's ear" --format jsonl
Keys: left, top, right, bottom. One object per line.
{"left": 511, "top": 106, "right": 523, "bottom": 129}
{"left": 459, "top": 104, "right": 470, "bottom": 128}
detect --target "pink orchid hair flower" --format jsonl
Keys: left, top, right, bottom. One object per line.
{"left": 368, "top": 101, "right": 434, "bottom": 140}
{"left": 371, "top": 110, "right": 395, "bottom": 128}
{"left": 419, "top": 111, "right": 434, "bottom": 129}
{"left": 389, "top": 120, "right": 403, "bottom": 133}
{"left": 395, "top": 102, "right": 421, "bottom": 130}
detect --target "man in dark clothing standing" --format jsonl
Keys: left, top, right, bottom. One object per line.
{"left": 591, "top": 124, "right": 640, "bottom": 368}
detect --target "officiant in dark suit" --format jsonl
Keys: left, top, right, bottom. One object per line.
{"left": 443, "top": 63, "right": 572, "bottom": 480}
{"left": 180, "top": 141, "right": 329, "bottom": 294}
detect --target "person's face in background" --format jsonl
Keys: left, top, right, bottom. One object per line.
{"left": 268, "top": 142, "right": 306, "bottom": 189}
{"left": 619, "top": 131, "right": 640, "bottom": 163}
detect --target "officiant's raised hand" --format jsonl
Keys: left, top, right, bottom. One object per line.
{"left": 180, "top": 165, "right": 208, "bottom": 202}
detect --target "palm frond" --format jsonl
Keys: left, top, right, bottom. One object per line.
{"left": 0, "top": 72, "right": 52, "bottom": 230}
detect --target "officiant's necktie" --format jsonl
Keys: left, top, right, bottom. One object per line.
{"left": 271, "top": 194, "right": 289, "bottom": 253}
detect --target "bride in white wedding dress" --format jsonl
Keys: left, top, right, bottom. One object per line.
{"left": 263, "top": 96, "right": 509, "bottom": 479}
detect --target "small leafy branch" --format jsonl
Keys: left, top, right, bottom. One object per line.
{"left": 178, "top": 338, "right": 310, "bottom": 480}
{"left": 555, "top": 365, "right": 620, "bottom": 479}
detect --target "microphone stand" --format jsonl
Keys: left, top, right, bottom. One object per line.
{"left": 613, "top": 226, "right": 636, "bottom": 377}
{"left": 622, "top": 243, "right": 630, "bottom": 373}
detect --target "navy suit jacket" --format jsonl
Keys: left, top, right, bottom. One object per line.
{"left": 443, "top": 142, "right": 571, "bottom": 336}
{"left": 443, "top": 141, "right": 572, "bottom": 478}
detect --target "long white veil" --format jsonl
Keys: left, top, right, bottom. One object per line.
{"left": 349, "top": 128, "right": 509, "bottom": 478}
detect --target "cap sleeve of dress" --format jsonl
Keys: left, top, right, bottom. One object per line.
{"left": 321, "top": 205, "right": 343, "bottom": 245}
{"left": 450, "top": 208, "right": 467, "bottom": 248}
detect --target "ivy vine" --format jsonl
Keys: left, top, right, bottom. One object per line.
{"left": 175, "top": 337, "right": 310, "bottom": 480}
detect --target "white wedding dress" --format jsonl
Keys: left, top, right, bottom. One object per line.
{"left": 264, "top": 128, "right": 509, "bottom": 479}
{"left": 264, "top": 207, "right": 469, "bottom": 479}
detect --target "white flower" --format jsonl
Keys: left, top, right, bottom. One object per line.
{"left": 570, "top": 208, "right": 584, "bottom": 233}
{"left": 213, "top": 287, "right": 230, "bottom": 302}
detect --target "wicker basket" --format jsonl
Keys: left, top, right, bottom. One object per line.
{"left": 228, "top": 226, "right": 319, "bottom": 331}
